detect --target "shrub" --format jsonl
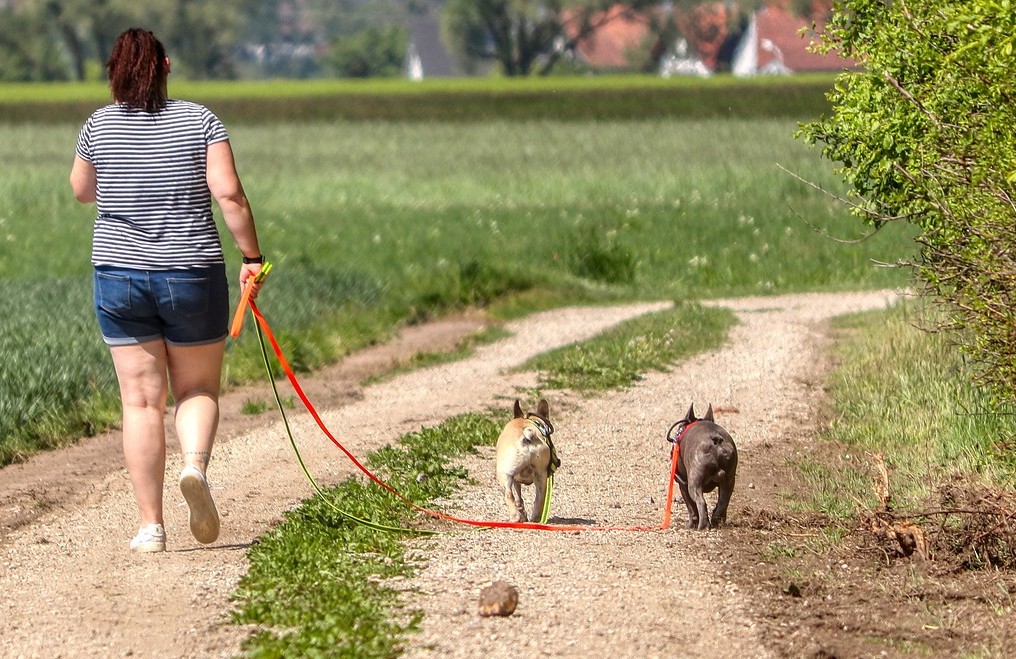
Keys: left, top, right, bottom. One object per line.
{"left": 800, "top": 0, "right": 1016, "bottom": 404}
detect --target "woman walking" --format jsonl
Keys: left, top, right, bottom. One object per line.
{"left": 69, "top": 28, "right": 265, "bottom": 552}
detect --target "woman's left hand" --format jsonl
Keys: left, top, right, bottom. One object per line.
{"left": 240, "top": 263, "right": 265, "bottom": 300}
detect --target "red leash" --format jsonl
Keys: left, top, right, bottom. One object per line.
{"left": 249, "top": 300, "right": 683, "bottom": 532}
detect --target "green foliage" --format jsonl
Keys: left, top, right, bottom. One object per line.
{"left": 327, "top": 25, "right": 409, "bottom": 78}
{"left": 0, "top": 8, "right": 69, "bottom": 82}
{"left": 0, "top": 0, "right": 425, "bottom": 82}
{"left": 800, "top": 0, "right": 1016, "bottom": 405}
{"left": 0, "top": 278, "right": 120, "bottom": 464}
{"left": 2, "top": 0, "right": 252, "bottom": 81}
{"left": 566, "top": 224, "right": 637, "bottom": 285}
{"left": 241, "top": 398, "right": 271, "bottom": 415}
{"left": 521, "top": 302, "right": 736, "bottom": 392}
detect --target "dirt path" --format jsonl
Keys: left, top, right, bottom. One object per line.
{"left": 0, "top": 291, "right": 899, "bottom": 658}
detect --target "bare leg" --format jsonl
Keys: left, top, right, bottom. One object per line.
{"left": 167, "top": 340, "right": 225, "bottom": 544}
{"left": 167, "top": 340, "right": 225, "bottom": 470}
{"left": 110, "top": 341, "right": 170, "bottom": 527}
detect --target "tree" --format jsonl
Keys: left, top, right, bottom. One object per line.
{"left": 441, "top": 0, "right": 663, "bottom": 76}
{"left": 328, "top": 25, "right": 409, "bottom": 78}
{"left": 135, "top": 0, "right": 250, "bottom": 79}
{"left": 0, "top": 8, "right": 69, "bottom": 81}
{"left": 799, "top": 0, "right": 1016, "bottom": 403}
{"left": 9, "top": 0, "right": 254, "bottom": 80}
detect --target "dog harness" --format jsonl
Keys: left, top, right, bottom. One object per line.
{"left": 666, "top": 419, "right": 698, "bottom": 487}
{"left": 525, "top": 412, "right": 560, "bottom": 475}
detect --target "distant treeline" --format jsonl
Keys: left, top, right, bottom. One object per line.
{"left": 0, "top": 75, "right": 836, "bottom": 124}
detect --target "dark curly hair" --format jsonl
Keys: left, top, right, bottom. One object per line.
{"left": 107, "top": 28, "right": 168, "bottom": 112}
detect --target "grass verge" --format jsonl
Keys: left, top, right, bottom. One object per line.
{"left": 520, "top": 301, "right": 736, "bottom": 393}
{"left": 231, "top": 413, "right": 501, "bottom": 657}
{"left": 794, "top": 300, "right": 1016, "bottom": 520}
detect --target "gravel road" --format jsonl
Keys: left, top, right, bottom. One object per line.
{"left": 0, "top": 290, "right": 899, "bottom": 658}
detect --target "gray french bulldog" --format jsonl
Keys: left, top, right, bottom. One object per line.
{"left": 668, "top": 403, "right": 738, "bottom": 530}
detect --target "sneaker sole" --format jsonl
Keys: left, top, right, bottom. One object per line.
{"left": 180, "top": 470, "right": 220, "bottom": 544}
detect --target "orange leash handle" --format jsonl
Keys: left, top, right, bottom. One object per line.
{"left": 230, "top": 262, "right": 272, "bottom": 338}
{"left": 229, "top": 281, "right": 254, "bottom": 338}
{"left": 250, "top": 300, "right": 681, "bottom": 532}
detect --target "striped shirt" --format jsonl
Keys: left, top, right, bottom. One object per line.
{"left": 75, "top": 99, "right": 230, "bottom": 270}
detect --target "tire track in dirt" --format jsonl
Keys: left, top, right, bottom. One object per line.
{"left": 0, "top": 291, "right": 899, "bottom": 658}
{"left": 0, "top": 301, "right": 669, "bottom": 657}
{"left": 400, "top": 290, "right": 899, "bottom": 659}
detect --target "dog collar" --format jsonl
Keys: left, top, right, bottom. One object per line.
{"left": 666, "top": 419, "right": 696, "bottom": 446}
{"left": 525, "top": 413, "right": 554, "bottom": 438}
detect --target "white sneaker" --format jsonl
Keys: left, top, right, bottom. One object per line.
{"left": 130, "top": 523, "right": 166, "bottom": 553}
{"left": 179, "top": 465, "right": 220, "bottom": 544}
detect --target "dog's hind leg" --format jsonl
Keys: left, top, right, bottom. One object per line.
{"left": 510, "top": 480, "right": 527, "bottom": 522}
{"left": 499, "top": 472, "right": 526, "bottom": 522}
{"left": 678, "top": 480, "right": 699, "bottom": 529}
{"left": 689, "top": 483, "right": 710, "bottom": 531}
{"left": 710, "top": 477, "right": 735, "bottom": 528}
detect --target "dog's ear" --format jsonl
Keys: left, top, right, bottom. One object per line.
{"left": 536, "top": 398, "right": 549, "bottom": 419}
{"left": 684, "top": 403, "right": 696, "bottom": 423}
{"left": 513, "top": 399, "right": 523, "bottom": 419}
{"left": 704, "top": 403, "right": 715, "bottom": 423}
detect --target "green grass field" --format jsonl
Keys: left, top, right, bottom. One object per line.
{"left": 0, "top": 78, "right": 913, "bottom": 464}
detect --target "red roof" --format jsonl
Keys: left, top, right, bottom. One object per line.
{"left": 754, "top": 4, "right": 854, "bottom": 72}
{"left": 565, "top": 6, "right": 656, "bottom": 70}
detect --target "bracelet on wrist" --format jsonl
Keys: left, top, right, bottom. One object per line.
{"left": 242, "top": 254, "right": 265, "bottom": 264}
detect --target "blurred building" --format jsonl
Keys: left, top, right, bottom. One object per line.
{"left": 731, "top": 3, "right": 856, "bottom": 76}
{"left": 404, "top": 14, "right": 462, "bottom": 79}
{"left": 564, "top": 2, "right": 852, "bottom": 76}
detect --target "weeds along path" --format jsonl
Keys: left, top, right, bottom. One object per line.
{"left": 0, "top": 291, "right": 899, "bottom": 658}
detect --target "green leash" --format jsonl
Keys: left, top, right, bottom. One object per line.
{"left": 526, "top": 416, "right": 558, "bottom": 525}
{"left": 539, "top": 474, "right": 554, "bottom": 524}
{"left": 253, "top": 309, "right": 432, "bottom": 535}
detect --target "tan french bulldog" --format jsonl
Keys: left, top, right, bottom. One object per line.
{"left": 495, "top": 398, "right": 560, "bottom": 522}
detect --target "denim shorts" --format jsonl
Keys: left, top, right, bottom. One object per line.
{"left": 93, "top": 265, "right": 229, "bottom": 347}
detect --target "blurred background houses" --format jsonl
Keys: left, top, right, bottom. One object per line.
{"left": 0, "top": 0, "right": 854, "bottom": 82}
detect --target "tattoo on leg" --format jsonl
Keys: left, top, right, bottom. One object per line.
{"left": 185, "top": 451, "right": 211, "bottom": 470}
